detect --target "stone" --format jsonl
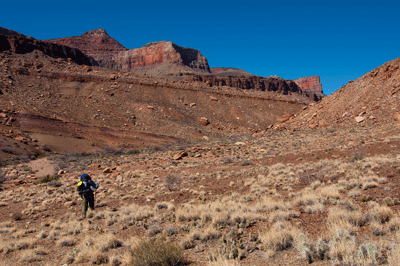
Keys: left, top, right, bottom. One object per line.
{"left": 90, "top": 164, "right": 101, "bottom": 170}
{"left": 173, "top": 151, "right": 188, "bottom": 160}
{"left": 210, "top": 96, "right": 218, "bottom": 101}
{"left": 64, "top": 201, "right": 76, "bottom": 207}
{"left": 103, "top": 167, "right": 112, "bottom": 173}
{"left": 199, "top": 117, "right": 209, "bottom": 126}
{"left": 355, "top": 116, "right": 365, "bottom": 123}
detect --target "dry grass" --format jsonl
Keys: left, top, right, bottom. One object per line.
{"left": 130, "top": 238, "right": 184, "bottom": 266}
{"left": 259, "top": 221, "right": 301, "bottom": 252}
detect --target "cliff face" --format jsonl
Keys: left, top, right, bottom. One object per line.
{"left": 112, "top": 41, "right": 210, "bottom": 72}
{"left": 294, "top": 76, "right": 323, "bottom": 94}
{"left": 188, "top": 74, "right": 323, "bottom": 101}
{"left": 0, "top": 35, "right": 93, "bottom": 65}
{"left": 45, "top": 29, "right": 128, "bottom": 68}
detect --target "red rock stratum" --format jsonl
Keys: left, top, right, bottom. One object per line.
{"left": 112, "top": 41, "right": 210, "bottom": 73}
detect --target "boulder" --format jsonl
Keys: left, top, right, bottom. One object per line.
{"left": 199, "top": 117, "right": 209, "bottom": 126}
{"left": 355, "top": 116, "right": 365, "bottom": 123}
{"left": 173, "top": 151, "right": 188, "bottom": 160}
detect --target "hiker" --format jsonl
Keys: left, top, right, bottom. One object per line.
{"left": 77, "top": 174, "right": 99, "bottom": 219}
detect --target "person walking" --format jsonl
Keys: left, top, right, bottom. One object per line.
{"left": 77, "top": 174, "right": 99, "bottom": 219}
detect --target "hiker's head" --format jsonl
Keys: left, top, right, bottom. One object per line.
{"left": 81, "top": 174, "right": 91, "bottom": 180}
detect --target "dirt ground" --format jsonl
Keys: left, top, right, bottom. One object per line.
{"left": 0, "top": 122, "right": 399, "bottom": 265}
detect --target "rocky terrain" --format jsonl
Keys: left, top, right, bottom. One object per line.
{"left": 1, "top": 26, "right": 400, "bottom": 266}
{"left": 280, "top": 58, "right": 400, "bottom": 130}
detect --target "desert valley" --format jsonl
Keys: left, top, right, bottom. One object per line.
{"left": 0, "top": 26, "right": 399, "bottom": 265}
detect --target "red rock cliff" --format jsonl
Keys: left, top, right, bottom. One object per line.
{"left": 189, "top": 74, "right": 323, "bottom": 101}
{"left": 294, "top": 76, "right": 323, "bottom": 94}
{"left": 45, "top": 29, "right": 127, "bottom": 68}
{"left": 112, "top": 41, "right": 210, "bottom": 72}
{"left": 0, "top": 35, "right": 93, "bottom": 65}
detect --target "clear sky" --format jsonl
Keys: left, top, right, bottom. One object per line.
{"left": 2, "top": 1, "right": 399, "bottom": 95}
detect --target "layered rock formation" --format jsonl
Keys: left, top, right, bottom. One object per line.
{"left": 0, "top": 35, "right": 93, "bottom": 65}
{"left": 112, "top": 41, "right": 210, "bottom": 73}
{"left": 188, "top": 74, "right": 323, "bottom": 101}
{"left": 45, "top": 29, "right": 128, "bottom": 68}
{"left": 210, "top": 67, "right": 252, "bottom": 76}
{"left": 294, "top": 76, "right": 323, "bottom": 94}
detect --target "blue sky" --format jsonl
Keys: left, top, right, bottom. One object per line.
{"left": 2, "top": 1, "right": 400, "bottom": 95}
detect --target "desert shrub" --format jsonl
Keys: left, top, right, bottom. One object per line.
{"left": 0, "top": 145, "right": 14, "bottom": 154}
{"left": 33, "top": 175, "right": 60, "bottom": 185}
{"left": 165, "top": 175, "right": 181, "bottom": 191}
{"left": 221, "top": 157, "right": 234, "bottom": 164}
{"left": 102, "top": 146, "right": 125, "bottom": 155}
{"left": 239, "top": 160, "right": 253, "bottom": 166}
{"left": 126, "top": 149, "right": 140, "bottom": 155}
{"left": 130, "top": 239, "right": 184, "bottom": 266}
{"left": 349, "top": 150, "right": 365, "bottom": 162}
{"left": 259, "top": 222, "right": 300, "bottom": 251}
{"left": 41, "top": 145, "right": 52, "bottom": 152}
{"left": 0, "top": 168, "right": 6, "bottom": 186}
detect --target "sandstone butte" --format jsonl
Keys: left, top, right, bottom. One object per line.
{"left": 112, "top": 40, "right": 210, "bottom": 73}
{"left": 44, "top": 29, "right": 128, "bottom": 68}
{"left": 294, "top": 76, "right": 323, "bottom": 94}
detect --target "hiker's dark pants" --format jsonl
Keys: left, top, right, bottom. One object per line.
{"left": 81, "top": 192, "right": 95, "bottom": 218}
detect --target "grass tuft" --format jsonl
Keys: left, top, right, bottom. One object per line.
{"left": 131, "top": 238, "right": 184, "bottom": 266}
{"left": 33, "top": 175, "right": 60, "bottom": 185}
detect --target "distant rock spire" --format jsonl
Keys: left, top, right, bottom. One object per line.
{"left": 83, "top": 29, "right": 109, "bottom": 37}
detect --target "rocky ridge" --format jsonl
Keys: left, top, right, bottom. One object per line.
{"left": 281, "top": 57, "right": 400, "bottom": 130}
{"left": 45, "top": 29, "right": 128, "bottom": 68}
{"left": 0, "top": 34, "right": 93, "bottom": 66}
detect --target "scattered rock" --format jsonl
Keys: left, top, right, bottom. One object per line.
{"left": 103, "top": 167, "right": 112, "bottom": 173}
{"left": 199, "top": 117, "right": 209, "bottom": 126}
{"left": 91, "top": 164, "right": 101, "bottom": 170}
{"left": 210, "top": 96, "right": 218, "bottom": 101}
{"left": 355, "top": 116, "right": 365, "bottom": 123}
{"left": 173, "top": 151, "right": 188, "bottom": 160}
{"left": 13, "top": 179, "right": 25, "bottom": 186}
{"left": 64, "top": 201, "right": 76, "bottom": 207}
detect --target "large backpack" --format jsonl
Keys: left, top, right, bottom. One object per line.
{"left": 77, "top": 175, "right": 90, "bottom": 195}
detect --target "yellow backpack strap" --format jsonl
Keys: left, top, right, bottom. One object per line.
{"left": 77, "top": 181, "right": 83, "bottom": 186}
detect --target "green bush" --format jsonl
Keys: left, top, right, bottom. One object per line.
{"left": 131, "top": 239, "right": 184, "bottom": 266}
{"left": 34, "top": 175, "right": 60, "bottom": 185}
